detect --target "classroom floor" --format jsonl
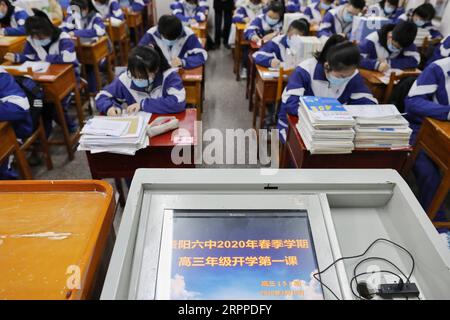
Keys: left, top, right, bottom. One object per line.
{"left": 29, "top": 46, "right": 450, "bottom": 221}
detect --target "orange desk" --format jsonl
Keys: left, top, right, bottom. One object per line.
{"left": 0, "top": 180, "right": 116, "bottom": 300}
{"left": 180, "top": 67, "right": 204, "bottom": 118}
{"left": 192, "top": 22, "right": 207, "bottom": 39}
{"left": 233, "top": 23, "right": 249, "bottom": 81}
{"left": 252, "top": 65, "right": 278, "bottom": 129}
{"left": 0, "top": 122, "right": 32, "bottom": 179}
{"left": 0, "top": 36, "right": 26, "bottom": 64}
{"left": 281, "top": 114, "right": 411, "bottom": 171}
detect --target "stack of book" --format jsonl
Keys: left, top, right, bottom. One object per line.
{"left": 350, "top": 16, "right": 390, "bottom": 43}
{"left": 345, "top": 104, "right": 412, "bottom": 149}
{"left": 78, "top": 112, "right": 151, "bottom": 155}
{"left": 297, "top": 96, "right": 356, "bottom": 154}
{"left": 284, "top": 36, "right": 326, "bottom": 69}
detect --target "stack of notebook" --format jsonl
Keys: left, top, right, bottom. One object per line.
{"left": 78, "top": 112, "right": 151, "bottom": 155}
{"left": 297, "top": 96, "right": 355, "bottom": 154}
{"left": 345, "top": 104, "right": 412, "bottom": 149}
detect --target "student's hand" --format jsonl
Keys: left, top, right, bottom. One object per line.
{"left": 251, "top": 35, "right": 261, "bottom": 43}
{"left": 171, "top": 57, "right": 183, "bottom": 68}
{"left": 263, "top": 32, "right": 277, "bottom": 43}
{"left": 243, "top": 17, "right": 250, "bottom": 23}
{"left": 378, "top": 61, "right": 390, "bottom": 73}
{"left": 126, "top": 103, "right": 141, "bottom": 114}
{"left": 270, "top": 59, "right": 281, "bottom": 68}
{"left": 0, "top": 28, "right": 4, "bottom": 36}
{"left": 189, "top": 19, "right": 197, "bottom": 25}
{"left": 107, "top": 106, "right": 122, "bottom": 116}
{"left": 68, "top": 31, "right": 75, "bottom": 38}
{"left": 3, "top": 52, "right": 15, "bottom": 63}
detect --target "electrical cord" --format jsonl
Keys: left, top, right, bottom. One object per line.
{"left": 312, "top": 238, "right": 416, "bottom": 300}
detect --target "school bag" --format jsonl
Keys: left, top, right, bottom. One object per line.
{"left": 13, "top": 75, "right": 44, "bottom": 132}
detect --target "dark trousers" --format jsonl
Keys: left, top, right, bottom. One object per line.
{"left": 214, "top": 6, "right": 232, "bottom": 45}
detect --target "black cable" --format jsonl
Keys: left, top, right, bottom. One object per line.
{"left": 312, "top": 238, "right": 416, "bottom": 300}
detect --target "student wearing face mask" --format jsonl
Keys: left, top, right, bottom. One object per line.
{"left": 303, "top": 0, "right": 334, "bottom": 25}
{"left": 359, "top": 21, "right": 419, "bottom": 72}
{"left": 96, "top": 45, "right": 186, "bottom": 116}
{"left": 398, "top": 3, "right": 442, "bottom": 40}
{"left": 277, "top": 34, "right": 377, "bottom": 142}
{"left": 253, "top": 18, "right": 309, "bottom": 128}
{"left": 367, "top": 0, "right": 404, "bottom": 22}
{"left": 233, "top": 0, "right": 266, "bottom": 24}
{"left": 138, "top": 15, "right": 207, "bottom": 69}
{"left": 91, "top": 0, "right": 124, "bottom": 23}
{"left": 317, "top": 0, "right": 365, "bottom": 39}
{"left": 244, "top": 1, "right": 284, "bottom": 43}
{"left": 4, "top": 10, "right": 80, "bottom": 135}
{"left": 171, "top": 0, "right": 208, "bottom": 25}
{"left": 0, "top": 0, "right": 29, "bottom": 36}
{"left": 404, "top": 57, "right": 450, "bottom": 225}
{"left": 426, "top": 35, "right": 450, "bottom": 67}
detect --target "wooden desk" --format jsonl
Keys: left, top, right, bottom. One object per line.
{"left": 4, "top": 64, "right": 83, "bottom": 161}
{"left": 75, "top": 36, "right": 114, "bottom": 91}
{"left": 124, "top": 8, "right": 144, "bottom": 44}
{"left": 0, "top": 180, "right": 115, "bottom": 299}
{"left": 86, "top": 109, "right": 197, "bottom": 180}
{"left": 144, "top": 0, "right": 157, "bottom": 29}
{"left": 180, "top": 67, "right": 204, "bottom": 119}
{"left": 359, "top": 68, "right": 386, "bottom": 102}
{"left": 281, "top": 114, "right": 411, "bottom": 170}
{"left": 233, "top": 23, "right": 249, "bottom": 81}
{"left": 403, "top": 118, "right": 450, "bottom": 229}
{"left": 105, "top": 20, "right": 129, "bottom": 66}
{"left": 192, "top": 22, "right": 207, "bottom": 39}
{"left": 247, "top": 41, "right": 261, "bottom": 111}
{"left": 0, "top": 36, "right": 26, "bottom": 64}
{"left": 0, "top": 122, "right": 32, "bottom": 179}
{"left": 252, "top": 65, "right": 278, "bottom": 129}
{"left": 309, "top": 24, "right": 319, "bottom": 36}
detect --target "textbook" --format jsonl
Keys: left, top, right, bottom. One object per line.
{"left": 350, "top": 16, "right": 390, "bottom": 43}
{"left": 297, "top": 97, "right": 355, "bottom": 154}
{"left": 284, "top": 36, "right": 326, "bottom": 69}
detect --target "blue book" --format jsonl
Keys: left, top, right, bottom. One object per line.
{"left": 300, "top": 96, "right": 355, "bottom": 127}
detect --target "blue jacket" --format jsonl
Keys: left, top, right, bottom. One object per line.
{"left": 286, "top": 0, "right": 301, "bottom": 13}
{"left": 0, "top": 67, "right": 32, "bottom": 139}
{"left": 244, "top": 13, "right": 283, "bottom": 41}
{"left": 95, "top": 68, "right": 186, "bottom": 114}
{"left": 92, "top": 0, "right": 125, "bottom": 22}
{"left": 405, "top": 57, "right": 450, "bottom": 142}
{"left": 1, "top": 6, "right": 29, "bottom": 36}
{"left": 366, "top": 3, "right": 404, "bottom": 23}
{"left": 61, "top": 10, "right": 106, "bottom": 39}
{"left": 303, "top": 2, "right": 333, "bottom": 24}
{"left": 171, "top": 0, "right": 208, "bottom": 23}
{"left": 359, "top": 31, "right": 420, "bottom": 70}
{"left": 139, "top": 26, "right": 207, "bottom": 69}
{"left": 253, "top": 34, "right": 290, "bottom": 68}
{"left": 13, "top": 32, "right": 80, "bottom": 80}
{"left": 398, "top": 13, "right": 442, "bottom": 40}
{"left": 426, "top": 35, "right": 450, "bottom": 67}
{"left": 317, "top": 5, "right": 353, "bottom": 39}
{"left": 126, "top": 0, "right": 149, "bottom": 12}
{"left": 232, "top": 2, "right": 266, "bottom": 24}
{"left": 278, "top": 58, "right": 377, "bottom": 142}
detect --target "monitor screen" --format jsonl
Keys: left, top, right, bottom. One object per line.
{"left": 159, "top": 210, "right": 324, "bottom": 300}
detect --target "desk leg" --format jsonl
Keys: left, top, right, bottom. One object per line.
{"left": 248, "top": 58, "right": 256, "bottom": 112}
{"left": 74, "top": 86, "right": 84, "bottom": 127}
{"left": 235, "top": 41, "right": 241, "bottom": 80}
{"left": 114, "top": 178, "right": 126, "bottom": 207}
{"left": 93, "top": 63, "right": 102, "bottom": 92}
{"left": 259, "top": 96, "right": 266, "bottom": 131}
{"left": 428, "top": 172, "right": 450, "bottom": 221}
{"left": 54, "top": 100, "right": 75, "bottom": 161}
{"left": 6, "top": 126, "right": 33, "bottom": 179}
{"left": 106, "top": 55, "right": 114, "bottom": 83}
{"left": 252, "top": 90, "right": 259, "bottom": 129}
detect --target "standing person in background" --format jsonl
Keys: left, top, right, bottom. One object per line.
{"left": 214, "top": 0, "right": 234, "bottom": 49}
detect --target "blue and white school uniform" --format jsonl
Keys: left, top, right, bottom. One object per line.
{"left": 366, "top": 3, "right": 404, "bottom": 22}
{"left": 0, "top": 66, "right": 32, "bottom": 180}
{"left": 61, "top": 10, "right": 106, "bottom": 39}
{"left": 244, "top": 14, "right": 283, "bottom": 41}
{"left": 92, "top": 0, "right": 125, "bottom": 22}
{"left": 277, "top": 57, "right": 377, "bottom": 142}
{"left": 171, "top": 0, "right": 208, "bottom": 23}
{"left": 286, "top": 0, "right": 301, "bottom": 13}
{"left": 359, "top": 31, "right": 420, "bottom": 70}
{"left": 317, "top": 5, "right": 353, "bottom": 39}
{"left": 119, "top": 0, "right": 149, "bottom": 12}
{"left": 0, "top": 6, "right": 29, "bottom": 36}
{"left": 398, "top": 13, "right": 443, "bottom": 40}
{"left": 303, "top": 2, "right": 333, "bottom": 24}
{"left": 426, "top": 35, "right": 450, "bottom": 67}
{"left": 232, "top": 1, "right": 265, "bottom": 24}
{"left": 138, "top": 26, "right": 207, "bottom": 69}
{"left": 405, "top": 57, "right": 450, "bottom": 219}
{"left": 95, "top": 68, "right": 186, "bottom": 114}
{"left": 253, "top": 34, "right": 291, "bottom": 68}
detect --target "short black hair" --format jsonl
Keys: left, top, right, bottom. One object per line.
{"left": 267, "top": 1, "right": 285, "bottom": 15}
{"left": 392, "top": 21, "right": 417, "bottom": 48}
{"left": 289, "top": 18, "right": 310, "bottom": 36}
{"left": 25, "top": 9, "right": 60, "bottom": 40}
{"left": 158, "top": 15, "right": 183, "bottom": 40}
{"left": 413, "top": 3, "right": 435, "bottom": 21}
{"left": 128, "top": 45, "right": 171, "bottom": 79}
{"left": 315, "top": 34, "right": 360, "bottom": 71}
{"left": 70, "top": 0, "right": 96, "bottom": 12}
{"left": 349, "top": 0, "right": 366, "bottom": 10}
{"left": 0, "top": 0, "right": 14, "bottom": 24}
